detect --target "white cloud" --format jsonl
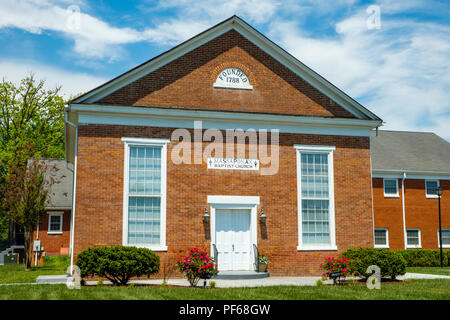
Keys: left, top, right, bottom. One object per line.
{"left": 0, "top": 59, "right": 107, "bottom": 98}
{"left": 268, "top": 8, "right": 450, "bottom": 140}
{"left": 0, "top": 0, "right": 280, "bottom": 60}
{"left": 153, "top": 0, "right": 280, "bottom": 25}
{"left": 0, "top": 0, "right": 147, "bottom": 60}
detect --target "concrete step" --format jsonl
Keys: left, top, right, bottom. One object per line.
{"left": 214, "top": 271, "right": 270, "bottom": 280}
{"left": 36, "top": 275, "right": 71, "bottom": 284}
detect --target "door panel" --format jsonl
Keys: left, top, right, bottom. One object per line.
{"left": 215, "top": 209, "right": 251, "bottom": 271}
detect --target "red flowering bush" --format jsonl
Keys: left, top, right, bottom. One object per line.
{"left": 172, "top": 248, "right": 219, "bottom": 287}
{"left": 320, "top": 256, "right": 356, "bottom": 280}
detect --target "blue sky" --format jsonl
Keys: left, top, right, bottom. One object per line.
{"left": 0, "top": 0, "right": 449, "bottom": 140}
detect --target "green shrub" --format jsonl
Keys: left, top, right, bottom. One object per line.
{"left": 341, "top": 248, "right": 407, "bottom": 280}
{"left": 395, "top": 249, "right": 449, "bottom": 267}
{"left": 76, "top": 246, "right": 160, "bottom": 286}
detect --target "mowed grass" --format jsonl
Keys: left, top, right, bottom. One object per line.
{"left": 0, "top": 255, "right": 69, "bottom": 284}
{"left": 0, "top": 279, "right": 449, "bottom": 300}
{"left": 406, "top": 267, "right": 450, "bottom": 276}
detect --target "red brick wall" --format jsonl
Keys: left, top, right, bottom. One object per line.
{"left": 373, "top": 178, "right": 450, "bottom": 249}
{"left": 73, "top": 124, "right": 373, "bottom": 276}
{"left": 32, "top": 210, "right": 71, "bottom": 265}
{"left": 98, "top": 30, "right": 355, "bottom": 119}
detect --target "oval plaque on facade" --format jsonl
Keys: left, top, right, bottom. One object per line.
{"left": 213, "top": 67, "right": 253, "bottom": 90}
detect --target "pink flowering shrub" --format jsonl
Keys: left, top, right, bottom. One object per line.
{"left": 172, "top": 248, "right": 219, "bottom": 287}
{"left": 320, "top": 256, "right": 356, "bottom": 280}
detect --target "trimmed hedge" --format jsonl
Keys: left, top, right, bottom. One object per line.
{"left": 394, "top": 249, "right": 450, "bottom": 267}
{"left": 76, "top": 245, "right": 160, "bottom": 286}
{"left": 340, "top": 248, "right": 407, "bottom": 280}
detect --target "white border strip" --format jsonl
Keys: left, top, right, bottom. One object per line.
{"left": 122, "top": 137, "right": 169, "bottom": 251}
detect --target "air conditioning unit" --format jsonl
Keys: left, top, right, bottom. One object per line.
{"left": 4, "top": 253, "right": 18, "bottom": 265}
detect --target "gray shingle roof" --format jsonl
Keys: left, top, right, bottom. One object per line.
{"left": 42, "top": 159, "right": 73, "bottom": 209}
{"left": 370, "top": 130, "right": 450, "bottom": 173}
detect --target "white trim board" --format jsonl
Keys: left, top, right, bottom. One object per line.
{"left": 76, "top": 111, "right": 375, "bottom": 137}
{"left": 71, "top": 16, "right": 381, "bottom": 122}
{"left": 373, "top": 170, "right": 450, "bottom": 180}
{"left": 207, "top": 195, "right": 260, "bottom": 205}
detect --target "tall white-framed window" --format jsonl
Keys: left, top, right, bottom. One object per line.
{"left": 294, "top": 145, "right": 336, "bottom": 251}
{"left": 425, "top": 180, "right": 439, "bottom": 198}
{"left": 406, "top": 228, "right": 421, "bottom": 249}
{"left": 122, "top": 137, "right": 169, "bottom": 251}
{"left": 438, "top": 229, "right": 450, "bottom": 249}
{"left": 48, "top": 212, "right": 63, "bottom": 234}
{"left": 383, "top": 179, "right": 399, "bottom": 197}
{"left": 374, "top": 228, "right": 389, "bottom": 248}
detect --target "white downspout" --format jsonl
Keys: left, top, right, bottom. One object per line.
{"left": 34, "top": 221, "right": 39, "bottom": 266}
{"left": 402, "top": 172, "right": 407, "bottom": 249}
{"left": 369, "top": 127, "right": 380, "bottom": 246}
{"left": 65, "top": 108, "right": 78, "bottom": 275}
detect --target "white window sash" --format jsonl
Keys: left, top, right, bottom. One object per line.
{"left": 374, "top": 228, "right": 389, "bottom": 248}
{"left": 406, "top": 229, "right": 421, "bottom": 249}
{"left": 122, "top": 137, "right": 168, "bottom": 251}
{"left": 383, "top": 179, "right": 399, "bottom": 198}
{"left": 47, "top": 212, "right": 63, "bottom": 234}
{"left": 294, "top": 145, "right": 337, "bottom": 251}
{"left": 438, "top": 229, "right": 450, "bottom": 249}
{"left": 425, "top": 180, "right": 440, "bottom": 198}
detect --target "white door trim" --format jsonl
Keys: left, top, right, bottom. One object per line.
{"left": 207, "top": 196, "right": 259, "bottom": 271}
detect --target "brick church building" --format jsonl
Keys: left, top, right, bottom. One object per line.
{"left": 58, "top": 16, "right": 449, "bottom": 275}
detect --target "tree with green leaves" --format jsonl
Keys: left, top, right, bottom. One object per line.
{"left": 0, "top": 75, "right": 66, "bottom": 251}
{"left": 1, "top": 157, "right": 57, "bottom": 269}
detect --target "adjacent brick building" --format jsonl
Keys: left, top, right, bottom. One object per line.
{"left": 29, "top": 159, "right": 72, "bottom": 265}
{"left": 371, "top": 130, "right": 450, "bottom": 250}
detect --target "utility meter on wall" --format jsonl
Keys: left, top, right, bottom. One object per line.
{"left": 33, "top": 240, "right": 41, "bottom": 252}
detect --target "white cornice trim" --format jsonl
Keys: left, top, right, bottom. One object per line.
{"left": 373, "top": 169, "right": 450, "bottom": 180}
{"left": 72, "top": 16, "right": 381, "bottom": 122}
{"left": 72, "top": 105, "right": 379, "bottom": 137}
{"left": 71, "top": 104, "right": 381, "bottom": 128}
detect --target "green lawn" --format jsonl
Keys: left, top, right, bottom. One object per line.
{"left": 406, "top": 267, "right": 450, "bottom": 276}
{"left": 0, "top": 255, "right": 68, "bottom": 284}
{"left": 0, "top": 279, "right": 449, "bottom": 300}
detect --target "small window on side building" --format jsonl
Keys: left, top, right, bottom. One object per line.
{"left": 383, "top": 179, "right": 399, "bottom": 197}
{"left": 425, "top": 180, "right": 439, "bottom": 198}
{"left": 406, "top": 229, "right": 421, "bottom": 248}
{"left": 48, "top": 212, "right": 63, "bottom": 234}
{"left": 374, "top": 228, "right": 389, "bottom": 248}
{"left": 438, "top": 229, "right": 450, "bottom": 249}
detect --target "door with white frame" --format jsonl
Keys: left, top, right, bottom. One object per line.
{"left": 208, "top": 196, "right": 259, "bottom": 272}
{"left": 215, "top": 209, "right": 252, "bottom": 271}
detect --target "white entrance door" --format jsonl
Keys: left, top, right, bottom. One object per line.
{"left": 215, "top": 209, "right": 252, "bottom": 271}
